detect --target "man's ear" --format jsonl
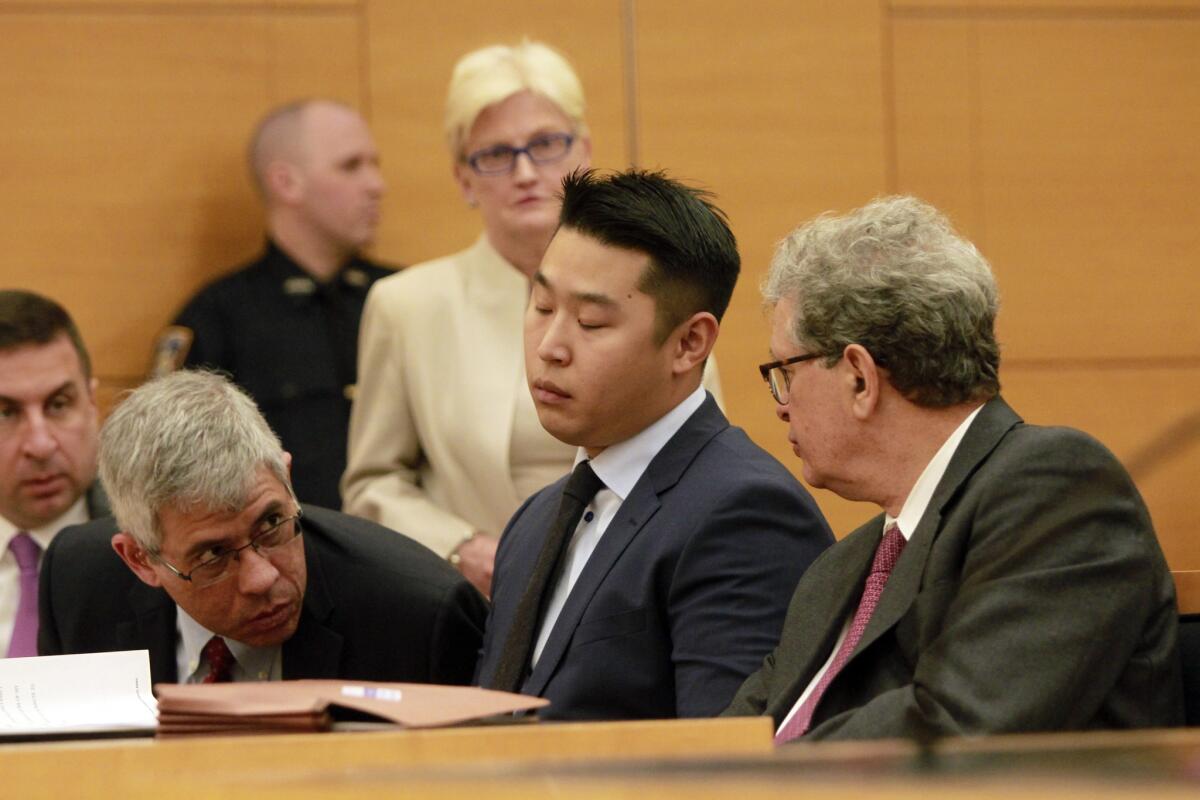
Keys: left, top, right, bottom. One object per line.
{"left": 670, "top": 312, "right": 719, "bottom": 377}
{"left": 282, "top": 451, "right": 293, "bottom": 478}
{"left": 265, "top": 160, "right": 303, "bottom": 205}
{"left": 842, "top": 344, "right": 883, "bottom": 421}
{"left": 111, "top": 532, "right": 164, "bottom": 588}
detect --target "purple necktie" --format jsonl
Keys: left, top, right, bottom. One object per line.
{"left": 775, "top": 524, "right": 907, "bottom": 744}
{"left": 7, "top": 532, "right": 42, "bottom": 658}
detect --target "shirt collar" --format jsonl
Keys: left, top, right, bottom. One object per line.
{"left": 1, "top": 495, "right": 89, "bottom": 552}
{"left": 262, "top": 238, "right": 371, "bottom": 296}
{"left": 577, "top": 385, "right": 708, "bottom": 501}
{"left": 176, "top": 605, "right": 280, "bottom": 682}
{"left": 885, "top": 404, "right": 985, "bottom": 540}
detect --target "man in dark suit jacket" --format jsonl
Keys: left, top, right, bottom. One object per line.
{"left": 37, "top": 370, "right": 486, "bottom": 685}
{"left": 40, "top": 506, "right": 486, "bottom": 685}
{"left": 725, "top": 196, "right": 1181, "bottom": 740}
{"left": 0, "top": 290, "right": 111, "bottom": 659}
{"left": 475, "top": 170, "right": 833, "bottom": 719}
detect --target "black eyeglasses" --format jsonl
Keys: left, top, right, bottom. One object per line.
{"left": 758, "top": 354, "right": 823, "bottom": 404}
{"left": 152, "top": 509, "right": 303, "bottom": 589}
{"left": 465, "top": 132, "right": 576, "bottom": 176}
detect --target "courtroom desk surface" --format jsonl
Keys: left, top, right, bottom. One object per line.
{"left": 198, "top": 727, "right": 1200, "bottom": 800}
{"left": 0, "top": 716, "right": 771, "bottom": 797}
{"left": 5, "top": 721, "right": 1200, "bottom": 799}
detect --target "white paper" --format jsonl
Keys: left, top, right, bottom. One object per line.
{"left": 0, "top": 650, "right": 157, "bottom": 737}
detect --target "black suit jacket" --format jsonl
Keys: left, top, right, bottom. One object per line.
{"left": 476, "top": 395, "right": 833, "bottom": 720}
{"left": 39, "top": 505, "right": 488, "bottom": 685}
{"left": 725, "top": 397, "right": 1183, "bottom": 738}
{"left": 84, "top": 482, "right": 110, "bottom": 520}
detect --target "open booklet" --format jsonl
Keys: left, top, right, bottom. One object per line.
{"left": 155, "top": 680, "right": 549, "bottom": 736}
{"left": 0, "top": 650, "right": 157, "bottom": 740}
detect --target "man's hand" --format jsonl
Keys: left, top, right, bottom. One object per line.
{"left": 452, "top": 532, "right": 499, "bottom": 598}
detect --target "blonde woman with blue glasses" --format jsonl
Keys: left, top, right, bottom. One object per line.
{"left": 344, "top": 41, "right": 720, "bottom": 596}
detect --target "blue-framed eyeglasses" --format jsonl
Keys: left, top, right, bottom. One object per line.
{"left": 465, "top": 132, "right": 576, "bottom": 176}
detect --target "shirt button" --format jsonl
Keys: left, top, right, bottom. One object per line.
{"left": 584, "top": 511, "right": 594, "bottom": 523}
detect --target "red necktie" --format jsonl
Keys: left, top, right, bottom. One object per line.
{"left": 7, "top": 532, "right": 41, "bottom": 658}
{"left": 775, "top": 524, "right": 907, "bottom": 744}
{"left": 201, "top": 635, "right": 236, "bottom": 683}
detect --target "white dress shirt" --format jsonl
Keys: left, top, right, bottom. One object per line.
{"left": 0, "top": 497, "right": 87, "bottom": 656}
{"left": 176, "top": 607, "right": 281, "bottom": 683}
{"left": 531, "top": 385, "right": 708, "bottom": 667}
{"left": 775, "top": 403, "right": 984, "bottom": 736}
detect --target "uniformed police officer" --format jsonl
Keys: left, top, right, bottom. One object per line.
{"left": 151, "top": 99, "right": 394, "bottom": 509}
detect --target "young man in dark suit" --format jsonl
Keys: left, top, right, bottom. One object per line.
{"left": 475, "top": 169, "right": 833, "bottom": 719}
{"left": 725, "top": 195, "right": 1181, "bottom": 740}
{"left": 39, "top": 370, "right": 486, "bottom": 685}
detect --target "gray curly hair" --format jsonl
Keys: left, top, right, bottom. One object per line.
{"left": 764, "top": 196, "right": 1000, "bottom": 407}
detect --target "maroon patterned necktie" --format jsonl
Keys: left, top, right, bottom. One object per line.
{"left": 201, "top": 635, "right": 236, "bottom": 683}
{"left": 7, "top": 532, "right": 41, "bottom": 658}
{"left": 775, "top": 524, "right": 907, "bottom": 744}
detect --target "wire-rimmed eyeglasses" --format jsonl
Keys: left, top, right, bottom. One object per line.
{"left": 152, "top": 509, "right": 303, "bottom": 589}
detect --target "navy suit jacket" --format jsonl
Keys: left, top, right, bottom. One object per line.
{"left": 39, "top": 505, "right": 488, "bottom": 686}
{"left": 475, "top": 394, "right": 833, "bottom": 720}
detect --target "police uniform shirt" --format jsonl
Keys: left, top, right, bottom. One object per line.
{"left": 154, "top": 240, "right": 395, "bottom": 508}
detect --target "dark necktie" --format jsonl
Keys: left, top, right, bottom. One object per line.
{"left": 775, "top": 523, "right": 907, "bottom": 744}
{"left": 7, "top": 532, "right": 41, "bottom": 658}
{"left": 489, "top": 460, "right": 604, "bottom": 692}
{"left": 201, "top": 635, "right": 236, "bottom": 683}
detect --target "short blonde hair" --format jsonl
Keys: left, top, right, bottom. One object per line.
{"left": 444, "top": 40, "right": 586, "bottom": 159}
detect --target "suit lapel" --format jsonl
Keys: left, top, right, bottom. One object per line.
{"left": 117, "top": 582, "right": 179, "bottom": 684}
{"left": 282, "top": 530, "right": 344, "bottom": 679}
{"left": 461, "top": 237, "right": 531, "bottom": 512}
{"left": 768, "top": 518, "right": 881, "bottom": 720}
{"left": 523, "top": 396, "right": 726, "bottom": 697}
{"left": 849, "top": 396, "right": 1023, "bottom": 657}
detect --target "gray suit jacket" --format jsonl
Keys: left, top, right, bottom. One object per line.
{"left": 476, "top": 394, "right": 834, "bottom": 720}
{"left": 725, "top": 397, "right": 1182, "bottom": 738}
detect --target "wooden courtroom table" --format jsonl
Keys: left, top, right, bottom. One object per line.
{"left": 4, "top": 719, "right": 1200, "bottom": 799}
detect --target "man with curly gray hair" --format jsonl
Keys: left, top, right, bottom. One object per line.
{"left": 726, "top": 195, "right": 1181, "bottom": 740}
{"left": 38, "top": 370, "right": 486, "bottom": 686}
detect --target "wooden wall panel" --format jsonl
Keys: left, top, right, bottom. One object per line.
{"left": 892, "top": 7, "right": 1200, "bottom": 568}
{"left": 364, "top": 1, "right": 629, "bottom": 268}
{"left": 977, "top": 18, "right": 1200, "bottom": 362}
{"left": 1001, "top": 367, "right": 1200, "bottom": 569}
{"left": 892, "top": 1, "right": 1200, "bottom": 10}
{"left": 893, "top": 15, "right": 1200, "bottom": 361}
{"left": 0, "top": 9, "right": 362, "bottom": 392}
{"left": 890, "top": 18, "right": 981, "bottom": 241}
{"left": 635, "top": 0, "right": 888, "bottom": 537}
{"left": 0, "top": 1, "right": 356, "bottom": 7}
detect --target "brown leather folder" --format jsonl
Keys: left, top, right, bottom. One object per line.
{"left": 154, "top": 680, "right": 548, "bottom": 737}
